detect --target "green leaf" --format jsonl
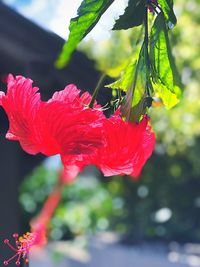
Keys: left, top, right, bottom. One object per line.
{"left": 107, "top": 43, "right": 148, "bottom": 121}
{"left": 131, "top": 44, "right": 148, "bottom": 107}
{"left": 55, "top": 0, "right": 114, "bottom": 68}
{"left": 106, "top": 44, "right": 147, "bottom": 106}
{"left": 113, "top": 0, "right": 145, "bottom": 30}
{"left": 150, "top": 13, "right": 181, "bottom": 108}
{"left": 152, "top": 80, "right": 179, "bottom": 109}
{"left": 105, "top": 56, "right": 137, "bottom": 92}
{"left": 122, "top": 95, "right": 153, "bottom": 122}
{"left": 158, "top": 0, "right": 177, "bottom": 28}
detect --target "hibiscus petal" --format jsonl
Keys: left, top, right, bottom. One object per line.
{"left": 1, "top": 76, "right": 105, "bottom": 160}
{"left": 0, "top": 75, "right": 41, "bottom": 154}
{"left": 50, "top": 84, "right": 81, "bottom": 104}
{"left": 37, "top": 101, "right": 104, "bottom": 156}
{"left": 60, "top": 154, "right": 86, "bottom": 183}
{"left": 94, "top": 112, "right": 156, "bottom": 178}
{"left": 50, "top": 84, "right": 101, "bottom": 109}
{"left": 129, "top": 115, "right": 156, "bottom": 177}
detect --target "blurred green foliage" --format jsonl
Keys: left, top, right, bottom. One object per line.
{"left": 20, "top": 165, "right": 124, "bottom": 240}
{"left": 20, "top": 0, "right": 200, "bottom": 243}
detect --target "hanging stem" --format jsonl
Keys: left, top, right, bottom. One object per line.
{"left": 144, "top": 4, "right": 151, "bottom": 96}
{"left": 88, "top": 73, "right": 106, "bottom": 108}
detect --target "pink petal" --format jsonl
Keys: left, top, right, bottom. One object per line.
{"left": 37, "top": 101, "right": 104, "bottom": 156}
{"left": 0, "top": 75, "right": 41, "bottom": 154}
{"left": 93, "top": 112, "right": 156, "bottom": 178}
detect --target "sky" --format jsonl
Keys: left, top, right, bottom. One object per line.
{"left": 2, "top": 0, "right": 128, "bottom": 41}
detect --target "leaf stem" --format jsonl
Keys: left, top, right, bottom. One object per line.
{"left": 144, "top": 4, "right": 151, "bottom": 96}
{"left": 88, "top": 73, "right": 106, "bottom": 108}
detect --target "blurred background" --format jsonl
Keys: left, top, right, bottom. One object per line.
{"left": 0, "top": 0, "right": 200, "bottom": 266}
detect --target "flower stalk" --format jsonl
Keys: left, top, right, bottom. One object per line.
{"left": 88, "top": 73, "right": 106, "bottom": 108}
{"left": 144, "top": 3, "right": 151, "bottom": 97}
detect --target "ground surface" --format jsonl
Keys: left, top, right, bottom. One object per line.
{"left": 30, "top": 233, "right": 200, "bottom": 267}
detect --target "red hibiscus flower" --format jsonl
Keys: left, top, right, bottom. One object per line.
{"left": 0, "top": 75, "right": 155, "bottom": 181}
{"left": 93, "top": 111, "right": 156, "bottom": 178}
{"left": 61, "top": 111, "right": 155, "bottom": 180}
{"left": 0, "top": 74, "right": 105, "bottom": 160}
